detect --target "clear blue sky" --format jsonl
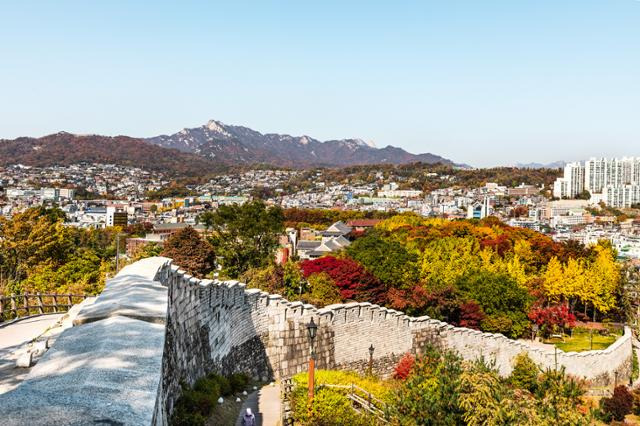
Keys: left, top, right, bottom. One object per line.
{"left": 1, "top": 1, "right": 639, "bottom": 167}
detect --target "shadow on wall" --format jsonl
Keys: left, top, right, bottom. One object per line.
{"left": 160, "top": 267, "right": 275, "bottom": 420}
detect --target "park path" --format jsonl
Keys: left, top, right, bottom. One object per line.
{"left": 236, "top": 383, "right": 282, "bottom": 426}
{"left": 0, "top": 314, "right": 64, "bottom": 394}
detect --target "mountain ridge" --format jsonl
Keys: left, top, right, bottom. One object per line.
{"left": 146, "top": 120, "right": 459, "bottom": 168}
{"left": 0, "top": 120, "right": 463, "bottom": 175}
{"left": 0, "top": 132, "right": 225, "bottom": 176}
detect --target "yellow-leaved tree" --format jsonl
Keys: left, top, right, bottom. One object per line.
{"left": 542, "top": 257, "right": 565, "bottom": 302}
{"left": 584, "top": 245, "right": 619, "bottom": 316}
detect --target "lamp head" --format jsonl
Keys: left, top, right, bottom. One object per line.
{"left": 369, "top": 344, "right": 375, "bottom": 356}
{"left": 306, "top": 317, "right": 318, "bottom": 341}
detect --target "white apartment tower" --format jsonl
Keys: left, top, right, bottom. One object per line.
{"left": 552, "top": 162, "right": 584, "bottom": 199}
{"left": 555, "top": 157, "right": 640, "bottom": 207}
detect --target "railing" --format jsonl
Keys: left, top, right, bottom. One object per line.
{"left": 0, "top": 292, "right": 88, "bottom": 323}
{"left": 322, "top": 383, "right": 389, "bottom": 423}
{"left": 281, "top": 377, "right": 294, "bottom": 426}
{"left": 281, "top": 379, "right": 388, "bottom": 424}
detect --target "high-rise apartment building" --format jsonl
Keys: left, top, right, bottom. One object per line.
{"left": 552, "top": 162, "right": 584, "bottom": 199}
{"left": 555, "top": 157, "right": 640, "bottom": 207}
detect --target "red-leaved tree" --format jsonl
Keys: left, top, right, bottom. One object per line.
{"left": 457, "top": 300, "right": 485, "bottom": 330}
{"left": 393, "top": 353, "right": 415, "bottom": 380}
{"left": 299, "top": 256, "right": 386, "bottom": 303}
{"left": 528, "top": 303, "right": 576, "bottom": 336}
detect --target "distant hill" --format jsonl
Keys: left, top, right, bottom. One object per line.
{"left": 515, "top": 161, "right": 566, "bottom": 169}
{"left": 0, "top": 132, "right": 224, "bottom": 176}
{"left": 147, "top": 120, "right": 459, "bottom": 168}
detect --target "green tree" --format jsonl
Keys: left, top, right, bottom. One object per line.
{"left": 133, "top": 242, "right": 163, "bottom": 261}
{"left": 456, "top": 271, "right": 531, "bottom": 338}
{"left": 306, "top": 272, "right": 342, "bottom": 307}
{"left": 240, "top": 264, "right": 284, "bottom": 294}
{"left": 199, "top": 201, "right": 284, "bottom": 278}
{"left": 282, "top": 260, "right": 304, "bottom": 299}
{"left": 346, "top": 232, "right": 419, "bottom": 288}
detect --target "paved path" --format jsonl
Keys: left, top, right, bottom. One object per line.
{"left": 0, "top": 315, "right": 64, "bottom": 352}
{"left": 236, "top": 383, "right": 282, "bottom": 426}
{"left": 0, "top": 314, "right": 64, "bottom": 394}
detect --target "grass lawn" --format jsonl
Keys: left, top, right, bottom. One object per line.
{"left": 545, "top": 327, "right": 622, "bottom": 352}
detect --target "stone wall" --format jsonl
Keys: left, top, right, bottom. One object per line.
{"left": 156, "top": 259, "right": 634, "bottom": 423}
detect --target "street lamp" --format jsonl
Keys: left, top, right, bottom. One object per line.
{"left": 306, "top": 318, "right": 318, "bottom": 415}
{"left": 368, "top": 344, "right": 375, "bottom": 376}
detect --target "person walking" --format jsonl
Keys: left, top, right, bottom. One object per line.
{"left": 242, "top": 408, "right": 256, "bottom": 426}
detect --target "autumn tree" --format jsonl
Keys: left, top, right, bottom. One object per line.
{"left": 198, "top": 201, "right": 284, "bottom": 278}
{"left": 300, "top": 256, "right": 386, "bottom": 303}
{"left": 305, "top": 272, "right": 342, "bottom": 307}
{"left": 161, "top": 227, "right": 216, "bottom": 278}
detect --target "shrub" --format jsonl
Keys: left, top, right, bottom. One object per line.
{"left": 509, "top": 353, "right": 539, "bottom": 393}
{"left": 290, "top": 370, "right": 389, "bottom": 426}
{"left": 229, "top": 373, "right": 250, "bottom": 393}
{"left": 169, "top": 372, "right": 252, "bottom": 426}
{"left": 632, "top": 387, "right": 640, "bottom": 415}
{"left": 170, "top": 385, "right": 215, "bottom": 426}
{"left": 387, "top": 346, "right": 465, "bottom": 425}
{"left": 393, "top": 353, "right": 415, "bottom": 380}
{"left": 601, "top": 385, "right": 633, "bottom": 421}
{"left": 207, "top": 373, "right": 232, "bottom": 396}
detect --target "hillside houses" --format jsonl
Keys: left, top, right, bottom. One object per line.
{"left": 295, "top": 221, "right": 353, "bottom": 260}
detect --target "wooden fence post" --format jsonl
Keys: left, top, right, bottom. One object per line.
{"left": 0, "top": 298, "right": 4, "bottom": 322}
{"left": 24, "top": 292, "right": 29, "bottom": 316}
{"left": 52, "top": 294, "right": 58, "bottom": 313}
{"left": 67, "top": 295, "right": 73, "bottom": 308}
{"left": 10, "top": 294, "right": 16, "bottom": 314}
{"left": 36, "top": 293, "right": 44, "bottom": 314}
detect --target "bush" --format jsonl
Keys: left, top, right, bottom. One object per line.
{"left": 229, "top": 373, "right": 250, "bottom": 393}
{"left": 387, "top": 346, "right": 465, "bottom": 425}
{"left": 601, "top": 385, "right": 633, "bottom": 421}
{"left": 207, "top": 373, "right": 232, "bottom": 396}
{"left": 170, "top": 372, "right": 252, "bottom": 426}
{"left": 632, "top": 387, "right": 640, "bottom": 415}
{"left": 290, "top": 370, "right": 390, "bottom": 425}
{"left": 170, "top": 384, "right": 215, "bottom": 426}
{"left": 393, "top": 353, "right": 415, "bottom": 380}
{"left": 509, "top": 353, "right": 539, "bottom": 393}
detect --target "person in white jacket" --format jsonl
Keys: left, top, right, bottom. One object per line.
{"left": 242, "top": 408, "right": 256, "bottom": 426}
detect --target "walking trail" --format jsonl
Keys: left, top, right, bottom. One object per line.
{"left": 0, "top": 298, "right": 95, "bottom": 395}
{"left": 236, "top": 382, "right": 282, "bottom": 426}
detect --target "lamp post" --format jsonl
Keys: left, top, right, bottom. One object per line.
{"left": 368, "top": 344, "right": 375, "bottom": 376}
{"left": 306, "top": 318, "right": 318, "bottom": 415}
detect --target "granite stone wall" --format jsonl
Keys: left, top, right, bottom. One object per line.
{"left": 155, "top": 259, "right": 634, "bottom": 423}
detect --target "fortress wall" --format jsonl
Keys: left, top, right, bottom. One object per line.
{"left": 156, "top": 259, "right": 633, "bottom": 423}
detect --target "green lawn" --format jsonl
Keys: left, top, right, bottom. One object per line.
{"left": 545, "top": 327, "right": 622, "bottom": 352}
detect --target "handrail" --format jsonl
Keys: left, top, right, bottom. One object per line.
{"left": 0, "top": 292, "right": 88, "bottom": 322}
{"left": 320, "top": 383, "right": 388, "bottom": 423}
